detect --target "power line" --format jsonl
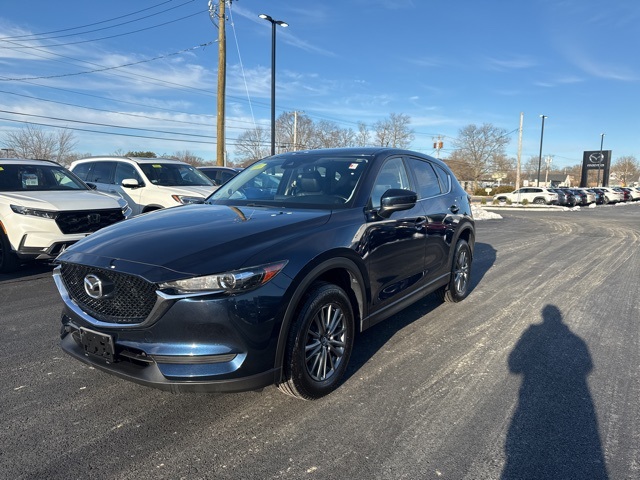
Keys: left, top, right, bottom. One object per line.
{"left": 0, "top": 10, "right": 207, "bottom": 50}
{"left": 0, "top": 109, "right": 216, "bottom": 139}
{"left": 0, "top": 42, "right": 213, "bottom": 82}
{"left": 0, "top": 86, "right": 268, "bottom": 131}
{"left": 0, "top": 115, "right": 251, "bottom": 148}
{"left": 0, "top": 1, "right": 175, "bottom": 41}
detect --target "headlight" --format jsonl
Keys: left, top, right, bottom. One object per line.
{"left": 118, "top": 200, "right": 131, "bottom": 217}
{"left": 10, "top": 204, "right": 58, "bottom": 219}
{"left": 171, "top": 195, "right": 204, "bottom": 205}
{"left": 159, "top": 261, "right": 288, "bottom": 294}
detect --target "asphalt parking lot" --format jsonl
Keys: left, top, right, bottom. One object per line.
{"left": 1, "top": 204, "right": 638, "bottom": 479}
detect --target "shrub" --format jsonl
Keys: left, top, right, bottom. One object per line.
{"left": 522, "top": 198, "right": 529, "bottom": 206}
{"left": 494, "top": 185, "right": 515, "bottom": 194}
{"left": 480, "top": 197, "right": 487, "bottom": 205}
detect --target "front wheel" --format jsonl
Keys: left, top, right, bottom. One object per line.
{"left": 0, "top": 231, "right": 20, "bottom": 273}
{"left": 438, "top": 239, "right": 472, "bottom": 303}
{"left": 278, "top": 282, "right": 354, "bottom": 400}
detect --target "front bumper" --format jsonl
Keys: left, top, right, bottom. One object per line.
{"left": 54, "top": 267, "right": 288, "bottom": 393}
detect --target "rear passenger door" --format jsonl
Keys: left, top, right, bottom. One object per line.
{"left": 406, "top": 156, "right": 451, "bottom": 280}
{"left": 83, "top": 162, "right": 116, "bottom": 194}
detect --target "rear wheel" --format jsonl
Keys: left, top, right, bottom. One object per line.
{"left": 533, "top": 197, "right": 546, "bottom": 205}
{"left": 0, "top": 230, "right": 20, "bottom": 273}
{"left": 278, "top": 282, "right": 354, "bottom": 400}
{"left": 438, "top": 239, "right": 472, "bottom": 303}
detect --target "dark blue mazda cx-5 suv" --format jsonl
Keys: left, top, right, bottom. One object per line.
{"left": 54, "top": 147, "right": 475, "bottom": 400}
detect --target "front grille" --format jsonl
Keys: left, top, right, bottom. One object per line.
{"left": 60, "top": 262, "right": 157, "bottom": 324}
{"left": 56, "top": 209, "right": 124, "bottom": 234}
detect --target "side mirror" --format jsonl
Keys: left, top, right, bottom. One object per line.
{"left": 377, "top": 188, "right": 417, "bottom": 218}
{"left": 121, "top": 178, "right": 142, "bottom": 189}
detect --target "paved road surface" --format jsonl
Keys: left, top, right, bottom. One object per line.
{"left": 1, "top": 204, "right": 638, "bottom": 479}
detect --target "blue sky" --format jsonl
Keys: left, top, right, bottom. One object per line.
{"left": 0, "top": 0, "right": 638, "bottom": 168}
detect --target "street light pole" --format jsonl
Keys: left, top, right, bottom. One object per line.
{"left": 259, "top": 14, "right": 288, "bottom": 156}
{"left": 597, "top": 133, "right": 605, "bottom": 187}
{"left": 536, "top": 115, "right": 547, "bottom": 187}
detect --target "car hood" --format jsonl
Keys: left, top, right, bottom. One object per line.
{"left": 57, "top": 203, "right": 332, "bottom": 282}
{"left": 1, "top": 190, "right": 124, "bottom": 210}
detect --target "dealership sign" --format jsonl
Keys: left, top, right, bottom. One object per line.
{"left": 580, "top": 150, "right": 612, "bottom": 187}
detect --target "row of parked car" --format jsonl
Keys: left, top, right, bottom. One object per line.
{"left": 493, "top": 186, "right": 640, "bottom": 206}
{"left": 0, "top": 156, "right": 243, "bottom": 273}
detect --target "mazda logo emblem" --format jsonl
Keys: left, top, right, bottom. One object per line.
{"left": 87, "top": 213, "right": 101, "bottom": 224}
{"left": 83, "top": 274, "right": 114, "bottom": 299}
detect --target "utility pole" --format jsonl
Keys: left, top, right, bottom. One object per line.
{"left": 544, "top": 155, "right": 552, "bottom": 185}
{"left": 214, "top": 0, "right": 229, "bottom": 166}
{"left": 432, "top": 135, "right": 443, "bottom": 159}
{"left": 293, "top": 111, "right": 298, "bottom": 151}
{"left": 516, "top": 112, "right": 523, "bottom": 189}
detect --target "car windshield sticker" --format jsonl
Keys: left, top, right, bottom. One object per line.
{"left": 152, "top": 165, "right": 162, "bottom": 168}
{"left": 348, "top": 163, "right": 359, "bottom": 170}
{"left": 22, "top": 173, "right": 38, "bottom": 186}
{"left": 251, "top": 163, "right": 267, "bottom": 170}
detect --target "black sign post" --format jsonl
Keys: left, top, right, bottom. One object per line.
{"left": 580, "top": 150, "right": 612, "bottom": 187}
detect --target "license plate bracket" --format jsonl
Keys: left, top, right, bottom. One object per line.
{"left": 79, "top": 327, "right": 115, "bottom": 363}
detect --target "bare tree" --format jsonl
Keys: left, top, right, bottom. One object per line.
{"left": 235, "top": 126, "right": 270, "bottom": 165}
{"left": 452, "top": 123, "right": 510, "bottom": 189}
{"left": 373, "top": 113, "right": 414, "bottom": 148}
{"left": 170, "top": 150, "right": 205, "bottom": 166}
{"left": 276, "top": 111, "right": 315, "bottom": 151}
{"left": 2, "top": 125, "right": 78, "bottom": 164}
{"left": 444, "top": 150, "right": 476, "bottom": 185}
{"left": 611, "top": 155, "right": 639, "bottom": 186}
{"left": 356, "top": 122, "right": 370, "bottom": 147}
{"left": 522, "top": 156, "right": 541, "bottom": 182}
{"left": 312, "top": 120, "right": 355, "bottom": 149}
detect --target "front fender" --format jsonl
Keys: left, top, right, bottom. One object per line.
{"left": 273, "top": 255, "right": 367, "bottom": 382}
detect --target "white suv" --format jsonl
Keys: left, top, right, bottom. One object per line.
{"left": 0, "top": 158, "right": 130, "bottom": 273}
{"left": 493, "top": 187, "right": 558, "bottom": 205}
{"left": 70, "top": 157, "right": 217, "bottom": 216}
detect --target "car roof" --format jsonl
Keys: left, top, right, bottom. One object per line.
{"left": 0, "top": 158, "right": 62, "bottom": 167}
{"left": 72, "top": 156, "right": 191, "bottom": 165}
{"left": 198, "top": 166, "right": 237, "bottom": 171}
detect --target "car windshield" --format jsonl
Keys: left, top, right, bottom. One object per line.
{"left": 207, "top": 154, "right": 369, "bottom": 209}
{"left": 139, "top": 163, "right": 213, "bottom": 187}
{"left": 0, "top": 163, "right": 88, "bottom": 192}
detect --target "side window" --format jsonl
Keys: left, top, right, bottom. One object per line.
{"left": 433, "top": 164, "right": 451, "bottom": 194}
{"left": 371, "top": 157, "right": 410, "bottom": 208}
{"left": 71, "top": 163, "right": 91, "bottom": 181}
{"left": 86, "top": 162, "right": 115, "bottom": 184}
{"left": 408, "top": 158, "right": 441, "bottom": 198}
{"left": 114, "top": 163, "right": 142, "bottom": 185}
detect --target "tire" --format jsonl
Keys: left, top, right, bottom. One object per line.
{"left": 278, "top": 282, "right": 354, "bottom": 400}
{"left": 533, "top": 197, "right": 545, "bottom": 205}
{"left": 438, "top": 239, "right": 472, "bottom": 303}
{"left": 0, "top": 230, "right": 20, "bottom": 273}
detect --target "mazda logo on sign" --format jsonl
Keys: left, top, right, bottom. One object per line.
{"left": 83, "top": 274, "right": 114, "bottom": 299}
{"left": 589, "top": 152, "right": 604, "bottom": 163}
